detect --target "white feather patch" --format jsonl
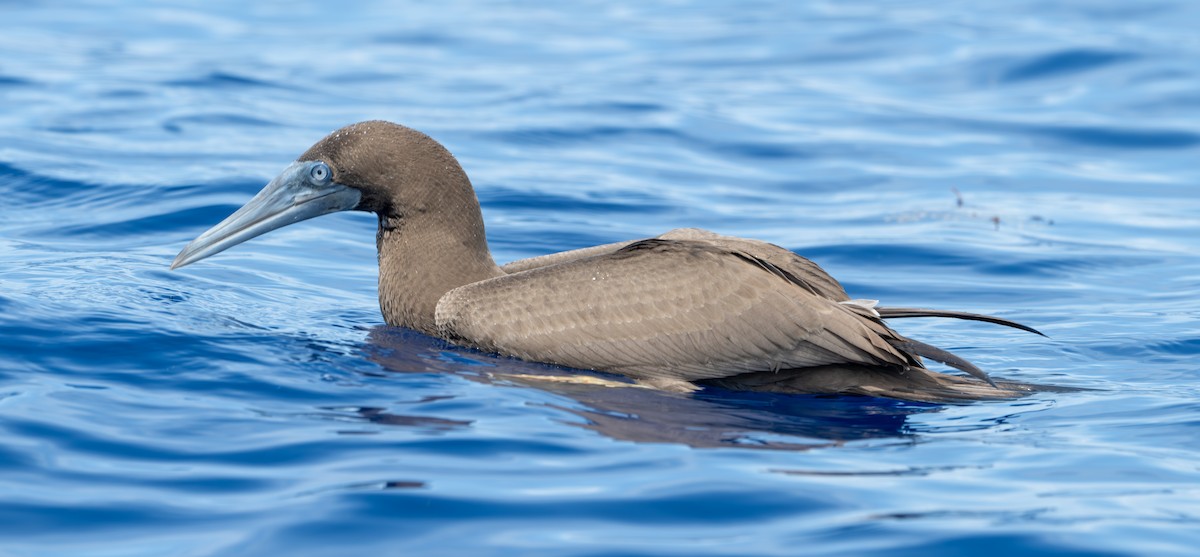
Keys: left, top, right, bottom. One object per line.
{"left": 839, "top": 299, "right": 880, "bottom": 318}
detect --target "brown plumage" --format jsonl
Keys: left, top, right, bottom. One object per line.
{"left": 172, "top": 120, "right": 1056, "bottom": 402}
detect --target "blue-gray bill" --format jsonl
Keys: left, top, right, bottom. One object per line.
{"left": 170, "top": 161, "right": 361, "bottom": 270}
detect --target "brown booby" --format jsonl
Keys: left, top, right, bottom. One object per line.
{"left": 172, "top": 120, "right": 1053, "bottom": 403}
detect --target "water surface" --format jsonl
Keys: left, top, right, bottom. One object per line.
{"left": 2, "top": 2, "right": 1199, "bottom": 556}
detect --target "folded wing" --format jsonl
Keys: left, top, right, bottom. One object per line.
{"left": 438, "top": 237, "right": 917, "bottom": 387}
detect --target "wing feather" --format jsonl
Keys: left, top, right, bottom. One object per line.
{"left": 500, "top": 228, "right": 851, "bottom": 302}
{"left": 437, "top": 238, "right": 909, "bottom": 384}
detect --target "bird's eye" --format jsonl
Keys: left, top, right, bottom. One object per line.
{"left": 309, "top": 162, "right": 331, "bottom": 183}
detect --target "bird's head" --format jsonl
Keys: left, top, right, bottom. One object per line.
{"left": 171, "top": 120, "right": 473, "bottom": 269}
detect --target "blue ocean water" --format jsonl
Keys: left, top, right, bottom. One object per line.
{"left": 2, "top": 1, "right": 1199, "bottom": 555}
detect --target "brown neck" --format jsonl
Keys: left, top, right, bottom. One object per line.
{"left": 376, "top": 206, "right": 502, "bottom": 335}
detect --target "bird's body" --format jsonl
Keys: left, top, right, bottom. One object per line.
{"left": 443, "top": 232, "right": 910, "bottom": 388}
{"left": 173, "top": 121, "right": 1054, "bottom": 402}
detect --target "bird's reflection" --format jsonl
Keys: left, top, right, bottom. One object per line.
{"left": 362, "top": 326, "right": 944, "bottom": 451}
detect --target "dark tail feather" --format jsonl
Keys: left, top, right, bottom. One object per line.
{"left": 703, "top": 364, "right": 1075, "bottom": 404}
{"left": 888, "top": 338, "right": 997, "bottom": 387}
{"left": 877, "top": 307, "right": 1046, "bottom": 337}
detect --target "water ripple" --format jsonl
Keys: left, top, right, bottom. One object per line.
{"left": 999, "top": 49, "right": 1139, "bottom": 83}
{"left": 2, "top": 1, "right": 1200, "bottom": 556}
